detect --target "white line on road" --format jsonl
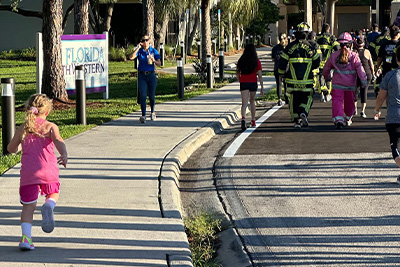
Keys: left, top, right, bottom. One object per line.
{"left": 222, "top": 104, "right": 284, "bottom": 158}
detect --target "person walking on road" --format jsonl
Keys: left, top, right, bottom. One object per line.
{"left": 236, "top": 43, "right": 264, "bottom": 131}
{"left": 278, "top": 22, "right": 321, "bottom": 128}
{"left": 272, "top": 32, "right": 287, "bottom": 106}
{"left": 316, "top": 23, "right": 340, "bottom": 102}
{"left": 354, "top": 37, "right": 374, "bottom": 118}
{"left": 374, "top": 48, "right": 400, "bottom": 183}
{"left": 7, "top": 94, "right": 68, "bottom": 251}
{"left": 323, "top": 32, "right": 368, "bottom": 129}
{"left": 129, "top": 34, "right": 161, "bottom": 123}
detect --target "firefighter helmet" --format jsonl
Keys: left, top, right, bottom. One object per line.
{"left": 337, "top": 32, "right": 353, "bottom": 44}
{"left": 297, "top": 22, "right": 311, "bottom": 32}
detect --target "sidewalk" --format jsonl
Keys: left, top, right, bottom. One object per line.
{"left": 0, "top": 49, "right": 275, "bottom": 267}
{"left": 161, "top": 46, "right": 271, "bottom": 74}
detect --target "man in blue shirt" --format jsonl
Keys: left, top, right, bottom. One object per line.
{"left": 367, "top": 23, "right": 380, "bottom": 44}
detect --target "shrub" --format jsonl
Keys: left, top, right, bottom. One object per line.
{"left": 109, "top": 46, "right": 126, "bottom": 61}
{"left": 0, "top": 47, "right": 36, "bottom": 60}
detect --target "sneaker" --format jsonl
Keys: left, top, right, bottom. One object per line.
{"left": 354, "top": 109, "right": 358, "bottom": 116}
{"left": 139, "top": 116, "right": 146, "bottom": 123}
{"left": 151, "top": 113, "right": 156, "bottom": 121}
{"left": 300, "top": 113, "right": 309, "bottom": 127}
{"left": 41, "top": 202, "right": 55, "bottom": 233}
{"left": 320, "top": 93, "right": 326, "bottom": 102}
{"left": 19, "top": 235, "right": 34, "bottom": 251}
{"left": 241, "top": 119, "right": 247, "bottom": 131}
{"left": 294, "top": 120, "right": 302, "bottom": 128}
{"left": 360, "top": 111, "right": 367, "bottom": 118}
{"left": 251, "top": 120, "right": 256, "bottom": 127}
{"left": 336, "top": 121, "right": 344, "bottom": 130}
{"left": 345, "top": 116, "right": 353, "bottom": 126}
{"left": 325, "top": 94, "right": 332, "bottom": 102}
{"left": 277, "top": 99, "right": 282, "bottom": 106}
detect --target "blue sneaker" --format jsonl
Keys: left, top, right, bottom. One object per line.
{"left": 41, "top": 203, "right": 55, "bottom": 233}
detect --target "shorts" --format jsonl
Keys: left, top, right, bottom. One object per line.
{"left": 240, "top": 82, "right": 258, "bottom": 92}
{"left": 20, "top": 183, "right": 60, "bottom": 204}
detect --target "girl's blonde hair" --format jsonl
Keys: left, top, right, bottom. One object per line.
{"left": 22, "top": 94, "right": 53, "bottom": 140}
{"left": 339, "top": 44, "right": 350, "bottom": 64}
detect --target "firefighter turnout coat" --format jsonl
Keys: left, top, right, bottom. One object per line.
{"left": 278, "top": 39, "right": 321, "bottom": 93}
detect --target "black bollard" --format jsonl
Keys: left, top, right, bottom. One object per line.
{"left": 177, "top": 58, "right": 184, "bottom": 99}
{"left": 197, "top": 41, "right": 201, "bottom": 60}
{"left": 236, "top": 37, "right": 240, "bottom": 50}
{"left": 219, "top": 49, "right": 224, "bottom": 81}
{"left": 75, "top": 65, "right": 86, "bottom": 125}
{"left": 160, "top": 43, "right": 165, "bottom": 67}
{"left": 207, "top": 55, "right": 213, "bottom": 88}
{"left": 268, "top": 34, "right": 271, "bottom": 46}
{"left": 1, "top": 78, "right": 15, "bottom": 155}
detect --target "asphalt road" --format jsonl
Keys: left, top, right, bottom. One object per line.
{"left": 182, "top": 89, "right": 400, "bottom": 267}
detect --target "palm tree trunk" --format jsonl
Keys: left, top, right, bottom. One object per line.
{"left": 42, "top": 0, "right": 67, "bottom": 101}
{"left": 201, "top": 0, "right": 211, "bottom": 67}
{"left": 74, "top": 0, "right": 89, "bottom": 34}
{"left": 155, "top": 12, "right": 169, "bottom": 49}
{"left": 188, "top": 10, "right": 199, "bottom": 55}
{"left": 103, "top": 3, "right": 114, "bottom": 32}
{"left": 143, "top": 0, "right": 155, "bottom": 44}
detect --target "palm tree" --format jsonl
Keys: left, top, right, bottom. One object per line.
{"left": 220, "top": 0, "right": 258, "bottom": 48}
{"left": 143, "top": 0, "right": 156, "bottom": 44}
{"left": 200, "top": 0, "right": 212, "bottom": 66}
{"left": 74, "top": 0, "right": 90, "bottom": 34}
{"left": 42, "top": 0, "right": 68, "bottom": 101}
{"left": 154, "top": 0, "right": 187, "bottom": 49}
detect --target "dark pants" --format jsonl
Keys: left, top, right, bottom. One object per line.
{"left": 138, "top": 72, "right": 157, "bottom": 116}
{"left": 288, "top": 90, "right": 314, "bottom": 121}
{"left": 386, "top": 124, "right": 400, "bottom": 159}
{"left": 274, "top": 72, "right": 283, "bottom": 100}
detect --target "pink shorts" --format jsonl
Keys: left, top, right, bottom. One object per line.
{"left": 19, "top": 183, "right": 60, "bottom": 204}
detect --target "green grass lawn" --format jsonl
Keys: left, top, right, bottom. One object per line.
{"left": 0, "top": 59, "right": 234, "bottom": 175}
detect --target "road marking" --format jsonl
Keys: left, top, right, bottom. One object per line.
{"left": 223, "top": 104, "right": 284, "bottom": 158}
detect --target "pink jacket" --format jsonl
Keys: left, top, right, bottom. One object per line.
{"left": 323, "top": 49, "right": 367, "bottom": 91}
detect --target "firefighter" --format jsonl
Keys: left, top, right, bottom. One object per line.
{"left": 368, "top": 26, "right": 390, "bottom": 96}
{"left": 376, "top": 25, "right": 400, "bottom": 85}
{"left": 316, "top": 23, "right": 340, "bottom": 102}
{"left": 278, "top": 22, "right": 321, "bottom": 128}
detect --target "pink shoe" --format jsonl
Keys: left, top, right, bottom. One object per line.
{"left": 19, "top": 235, "right": 35, "bottom": 251}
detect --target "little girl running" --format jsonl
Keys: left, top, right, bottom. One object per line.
{"left": 7, "top": 94, "right": 68, "bottom": 251}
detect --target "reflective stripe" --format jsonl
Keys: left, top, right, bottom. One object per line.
{"left": 333, "top": 116, "right": 344, "bottom": 123}
{"left": 278, "top": 69, "right": 286, "bottom": 74}
{"left": 285, "top": 79, "right": 314, "bottom": 84}
{"left": 281, "top": 53, "right": 289, "bottom": 60}
{"left": 289, "top": 58, "right": 312, "bottom": 63}
{"left": 333, "top": 69, "right": 356, "bottom": 74}
{"left": 332, "top": 84, "right": 356, "bottom": 90}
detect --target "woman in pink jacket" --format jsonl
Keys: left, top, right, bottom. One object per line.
{"left": 323, "top": 32, "right": 368, "bottom": 129}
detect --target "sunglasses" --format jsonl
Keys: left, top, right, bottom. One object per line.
{"left": 141, "top": 39, "right": 149, "bottom": 42}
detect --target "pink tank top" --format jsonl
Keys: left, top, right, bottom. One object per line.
{"left": 20, "top": 118, "right": 59, "bottom": 186}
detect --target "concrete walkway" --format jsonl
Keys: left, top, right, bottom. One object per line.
{"left": 0, "top": 48, "right": 276, "bottom": 266}
{"left": 160, "top": 46, "right": 272, "bottom": 74}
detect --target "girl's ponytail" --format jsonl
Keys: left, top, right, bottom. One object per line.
{"left": 339, "top": 45, "right": 349, "bottom": 64}
{"left": 22, "top": 94, "right": 52, "bottom": 140}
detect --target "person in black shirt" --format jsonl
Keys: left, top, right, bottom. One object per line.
{"left": 376, "top": 25, "right": 400, "bottom": 83}
{"left": 272, "top": 33, "right": 287, "bottom": 106}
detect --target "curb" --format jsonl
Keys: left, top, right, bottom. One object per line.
{"left": 159, "top": 105, "right": 242, "bottom": 267}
